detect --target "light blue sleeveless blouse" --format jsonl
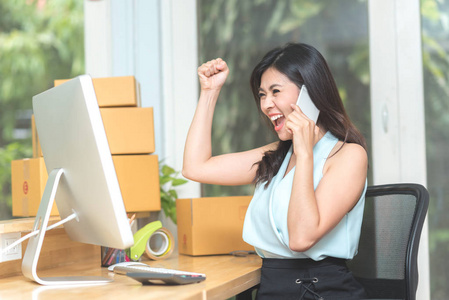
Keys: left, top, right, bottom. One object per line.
{"left": 242, "top": 131, "right": 367, "bottom": 260}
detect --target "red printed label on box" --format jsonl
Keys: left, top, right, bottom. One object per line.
{"left": 23, "top": 181, "right": 29, "bottom": 195}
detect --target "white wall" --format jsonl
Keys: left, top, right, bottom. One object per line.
{"left": 159, "top": 0, "right": 201, "bottom": 199}
{"left": 84, "top": 0, "right": 112, "bottom": 77}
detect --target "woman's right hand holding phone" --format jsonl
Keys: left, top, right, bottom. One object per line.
{"left": 197, "top": 58, "right": 229, "bottom": 91}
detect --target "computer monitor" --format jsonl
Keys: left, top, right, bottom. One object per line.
{"left": 22, "top": 75, "right": 134, "bottom": 285}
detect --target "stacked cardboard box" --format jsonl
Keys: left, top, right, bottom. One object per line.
{"left": 11, "top": 76, "right": 161, "bottom": 217}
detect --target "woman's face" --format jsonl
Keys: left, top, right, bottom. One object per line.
{"left": 259, "top": 67, "right": 300, "bottom": 141}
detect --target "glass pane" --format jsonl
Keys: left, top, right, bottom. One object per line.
{"left": 0, "top": 0, "right": 84, "bottom": 220}
{"left": 421, "top": 0, "right": 449, "bottom": 298}
{"left": 197, "top": 0, "right": 371, "bottom": 197}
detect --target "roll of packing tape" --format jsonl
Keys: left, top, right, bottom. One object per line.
{"left": 144, "top": 227, "right": 174, "bottom": 260}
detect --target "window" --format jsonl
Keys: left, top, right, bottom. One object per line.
{"left": 421, "top": 0, "right": 449, "bottom": 298}
{"left": 0, "top": 0, "right": 84, "bottom": 220}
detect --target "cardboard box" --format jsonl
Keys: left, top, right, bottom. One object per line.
{"left": 54, "top": 76, "right": 141, "bottom": 107}
{"left": 11, "top": 155, "right": 160, "bottom": 216}
{"left": 176, "top": 196, "right": 254, "bottom": 256}
{"left": 32, "top": 107, "right": 155, "bottom": 156}
{"left": 11, "top": 158, "right": 57, "bottom": 217}
{"left": 101, "top": 107, "right": 155, "bottom": 155}
{"left": 112, "top": 154, "right": 161, "bottom": 212}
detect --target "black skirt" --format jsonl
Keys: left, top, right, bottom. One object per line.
{"left": 256, "top": 257, "right": 367, "bottom": 300}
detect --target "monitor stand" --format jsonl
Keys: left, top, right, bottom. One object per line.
{"left": 21, "top": 168, "right": 112, "bottom": 286}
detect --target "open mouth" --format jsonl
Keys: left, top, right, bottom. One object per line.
{"left": 270, "top": 114, "right": 285, "bottom": 131}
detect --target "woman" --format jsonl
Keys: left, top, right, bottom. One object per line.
{"left": 183, "top": 43, "right": 368, "bottom": 299}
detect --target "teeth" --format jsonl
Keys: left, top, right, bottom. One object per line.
{"left": 270, "top": 115, "right": 283, "bottom": 121}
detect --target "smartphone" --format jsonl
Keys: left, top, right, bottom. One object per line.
{"left": 296, "top": 85, "right": 320, "bottom": 123}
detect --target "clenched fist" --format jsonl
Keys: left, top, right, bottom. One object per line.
{"left": 197, "top": 58, "right": 229, "bottom": 91}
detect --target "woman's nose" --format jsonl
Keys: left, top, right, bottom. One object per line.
{"left": 261, "top": 96, "right": 275, "bottom": 111}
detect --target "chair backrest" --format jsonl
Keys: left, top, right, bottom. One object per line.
{"left": 347, "top": 184, "right": 429, "bottom": 300}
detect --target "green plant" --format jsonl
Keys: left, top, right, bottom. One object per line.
{"left": 159, "top": 163, "right": 188, "bottom": 225}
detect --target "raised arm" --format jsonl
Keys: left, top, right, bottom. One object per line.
{"left": 183, "top": 58, "right": 275, "bottom": 186}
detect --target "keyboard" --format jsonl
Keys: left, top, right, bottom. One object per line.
{"left": 113, "top": 264, "right": 206, "bottom": 285}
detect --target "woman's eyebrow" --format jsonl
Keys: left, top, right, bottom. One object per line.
{"left": 258, "top": 83, "right": 282, "bottom": 92}
{"left": 268, "top": 84, "right": 282, "bottom": 90}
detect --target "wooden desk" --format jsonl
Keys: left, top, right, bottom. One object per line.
{"left": 0, "top": 253, "right": 261, "bottom": 300}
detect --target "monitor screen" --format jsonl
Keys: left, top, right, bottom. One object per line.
{"left": 23, "top": 75, "right": 134, "bottom": 285}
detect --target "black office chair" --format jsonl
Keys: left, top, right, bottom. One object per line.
{"left": 347, "top": 183, "right": 429, "bottom": 300}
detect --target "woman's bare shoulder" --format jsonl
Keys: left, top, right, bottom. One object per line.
{"left": 326, "top": 142, "right": 368, "bottom": 172}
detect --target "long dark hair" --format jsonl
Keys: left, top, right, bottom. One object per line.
{"left": 250, "top": 43, "right": 367, "bottom": 187}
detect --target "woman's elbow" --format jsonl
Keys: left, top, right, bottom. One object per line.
{"left": 289, "top": 238, "right": 316, "bottom": 253}
{"left": 182, "top": 165, "right": 202, "bottom": 182}
{"left": 182, "top": 167, "right": 194, "bottom": 181}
